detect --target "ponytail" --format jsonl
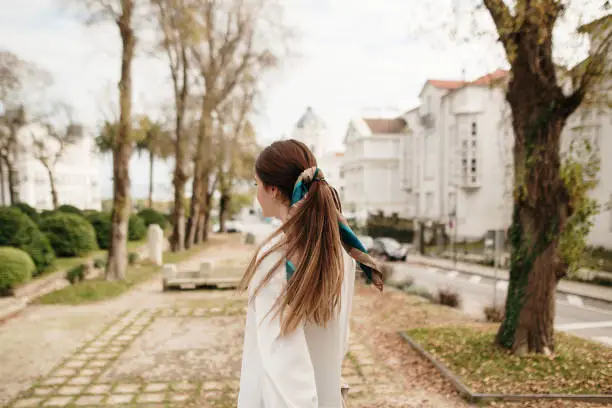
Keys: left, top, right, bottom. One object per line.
{"left": 238, "top": 147, "right": 383, "bottom": 336}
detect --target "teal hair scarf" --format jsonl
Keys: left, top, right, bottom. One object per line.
{"left": 285, "top": 167, "right": 383, "bottom": 290}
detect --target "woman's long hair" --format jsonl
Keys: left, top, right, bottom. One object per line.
{"left": 238, "top": 139, "right": 346, "bottom": 335}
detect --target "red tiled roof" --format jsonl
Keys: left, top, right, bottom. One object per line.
{"left": 362, "top": 118, "right": 407, "bottom": 134}
{"left": 426, "top": 69, "right": 508, "bottom": 91}
{"left": 471, "top": 69, "right": 508, "bottom": 85}
{"left": 427, "top": 79, "right": 465, "bottom": 90}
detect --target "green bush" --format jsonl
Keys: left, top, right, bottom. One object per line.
{"left": 39, "top": 210, "right": 58, "bottom": 221}
{"left": 39, "top": 213, "right": 98, "bottom": 257}
{"left": 11, "top": 202, "right": 40, "bottom": 223}
{"left": 93, "top": 257, "right": 106, "bottom": 269}
{"left": 86, "top": 211, "right": 112, "bottom": 250}
{"left": 66, "top": 264, "right": 87, "bottom": 284}
{"left": 0, "top": 207, "right": 55, "bottom": 274}
{"left": 129, "top": 215, "right": 147, "bottom": 241}
{"left": 57, "top": 204, "right": 83, "bottom": 216}
{"left": 0, "top": 247, "right": 35, "bottom": 296}
{"left": 128, "top": 252, "right": 139, "bottom": 265}
{"left": 137, "top": 208, "right": 167, "bottom": 229}
{"left": 366, "top": 211, "right": 415, "bottom": 243}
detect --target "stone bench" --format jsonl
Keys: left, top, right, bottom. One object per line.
{"left": 162, "top": 262, "right": 245, "bottom": 291}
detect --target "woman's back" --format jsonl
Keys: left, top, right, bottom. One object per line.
{"left": 237, "top": 139, "right": 382, "bottom": 407}
{"left": 303, "top": 249, "right": 355, "bottom": 406}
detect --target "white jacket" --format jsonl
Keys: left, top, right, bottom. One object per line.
{"left": 238, "top": 234, "right": 356, "bottom": 408}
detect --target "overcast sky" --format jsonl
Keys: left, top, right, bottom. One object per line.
{"left": 0, "top": 0, "right": 600, "bottom": 199}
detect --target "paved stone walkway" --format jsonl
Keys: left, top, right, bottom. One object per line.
{"left": 5, "top": 300, "right": 387, "bottom": 408}
{"left": 2, "top": 236, "right": 469, "bottom": 408}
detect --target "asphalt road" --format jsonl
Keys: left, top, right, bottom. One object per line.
{"left": 391, "top": 262, "right": 612, "bottom": 348}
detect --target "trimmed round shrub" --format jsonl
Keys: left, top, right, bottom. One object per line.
{"left": 0, "top": 207, "right": 55, "bottom": 274}
{"left": 66, "top": 264, "right": 86, "bottom": 284}
{"left": 39, "top": 210, "right": 58, "bottom": 222}
{"left": 86, "top": 211, "right": 112, "bottom": 250}
{"left": 128, "top": 215, "right": 147, "bottom": 241}
{"left": 0, "top": 247, "right": 35, "bottom": 296}
{"left": 137, "top": 208, "right": 167, "bottom": 229}
{"left": 128, "top": 252, "right": 139, "bottom": 265}
{"left": 93, "top": 257, "right": 106, "bottom": 269}
{"left": 11, "top": 202, "right": 40, "bottom": 224}
{"left": 39, "top": 213, "right": 98, "bottom": 257}
{"left": 57, "top": 204, "right": 83, "bottom": 216}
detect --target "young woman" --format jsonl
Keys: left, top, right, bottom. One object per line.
{"left": 237, "top": 139, "right": 383, "bottom": 407}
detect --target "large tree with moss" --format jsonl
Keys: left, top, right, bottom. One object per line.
{"left": 480, "top": 1, "right": 611, "bottom": 354}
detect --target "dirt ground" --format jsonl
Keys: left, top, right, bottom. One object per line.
{"left": 0, "top": 237, "right": 605, "bottom": 407}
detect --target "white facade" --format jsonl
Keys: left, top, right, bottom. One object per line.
{"left": 318, "top": 151, "right": 345, "bottom": 200}
{"left": 0, "top": 125, "right": 102, "bottom": 210}
{"left": 402, "top": 71, "right": 513, "bottom": 240}
{"left": 563, "top": 100, "right": 612, "bottom": 249}
{"left": 290, "top": 106, "right": 329, "bottom": 157}
{"left": 342, "top": 117, "right": 408, "bottom": 223}
{"left": 286, "top": 107, "right": 345, "bottom": 200}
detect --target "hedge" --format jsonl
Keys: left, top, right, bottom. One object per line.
{"left": 39, "top": 212, "right": 99, "bottom": 257}
{"left": 57, "top": 204, "right": 83, "bottom": 216}
{"left": 366, "top": 212, "right": 415, "bottom": 243}
{"left": 0, "top": 207, "right": 55, "bottom": 274}
{"left": 86, "top": 211, "right": 112, "bottom": 250}
{"left": 0, "top": 247, "right": 35, "bottom": 296}
{"left": 129, "top": 215, "right": 147, "bottom": 241}
{"left": 137, "top": 208, "right": 167, "bottom": 229}
{"left": 11, "top": 202, "right": 40, "bottom": 224}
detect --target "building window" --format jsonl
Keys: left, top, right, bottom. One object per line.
{"left": 460, "top": 119, "right": 479, "bottom": 185}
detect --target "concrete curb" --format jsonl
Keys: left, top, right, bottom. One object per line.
{"left": 399, "top": 331, "right": 612, "bottom": 404}
{"left": 407, "top": 259, "right": 612, "bottom": 304}
{"left": 0, "top": 298, "right": 28, "bottom": 323}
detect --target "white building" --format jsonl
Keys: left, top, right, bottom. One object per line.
{"left": 0, "top": 124, "right": 102, "bottom": 210}
{"left": 402, "top": 70, "right": 512, "bottom": 240}
{"left": 564, "top": 15, "right": 612, "bottom": 249}
{"left": 342, "top": 117, "right": 408, "bottom": 223}
{"left": 287, "top": 106, "right": 345, "bottom": 200}
{"left": 290, "top": 106, "right": 328, "bottom": 157}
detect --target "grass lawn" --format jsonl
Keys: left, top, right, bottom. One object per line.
{"left": 36, "top": 241, "right": 210, "bottom": 305}
{"left": 406, "top": 325, "right": 612, "bottom": 395}
{"left": 53, "top": 239, "right": 147, "bottom": 272}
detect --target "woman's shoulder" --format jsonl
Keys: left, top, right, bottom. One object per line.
{"left": 250, "top": 232, "right": 286, "bottom": 293}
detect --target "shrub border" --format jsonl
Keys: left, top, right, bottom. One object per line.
{"left": 399, "top": 331, "right": 612, "bottom": 404}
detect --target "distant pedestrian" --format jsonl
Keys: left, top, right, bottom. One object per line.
{"left": 237, "top": 139, "right": 383, "bottom": 407}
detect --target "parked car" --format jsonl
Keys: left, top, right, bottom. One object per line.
{"left": 357, "top": 235, "right": 374, "bottom": 251}
{"left": 370, "top": 237, "right": 408, "bottom": 261}
{"left": 213, "top": 220, "right": 243, "bottom": 233}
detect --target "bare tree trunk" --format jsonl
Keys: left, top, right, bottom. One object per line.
{"left": 148, "top": 150, "right": 154, "bottom": 208}
{"left": 218, "top": 192, "right": 229, "bottom": 232}
{"left": 195, "top": 178, "right": 215, "bottom": 243}
{"left": 106, "top": 0, "right": 135, "bottom": 281}
{"left": 7, "top": 160, "right": 18, "bottom": 205}
{"left": 0, "top": 156, "right": 6, "bottom": 206}
{"left": 43, "top": 163, "right": 59, "bottom": 209}
{"left": 185, "top": 106, "right": 212, "bottom": 248}
{"left": 169, "top": 47, "right": 189, "bottom": 252}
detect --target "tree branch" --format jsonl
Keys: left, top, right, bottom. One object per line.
{"left": 561, "top": 24, "right": 612, "bottom": 117}
{"left": 482, "top": 0, "right": 515, "bottom": 55}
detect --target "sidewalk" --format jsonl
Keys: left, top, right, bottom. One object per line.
{"left": 408, "top": 254, "right": 612, "bottom": 303}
